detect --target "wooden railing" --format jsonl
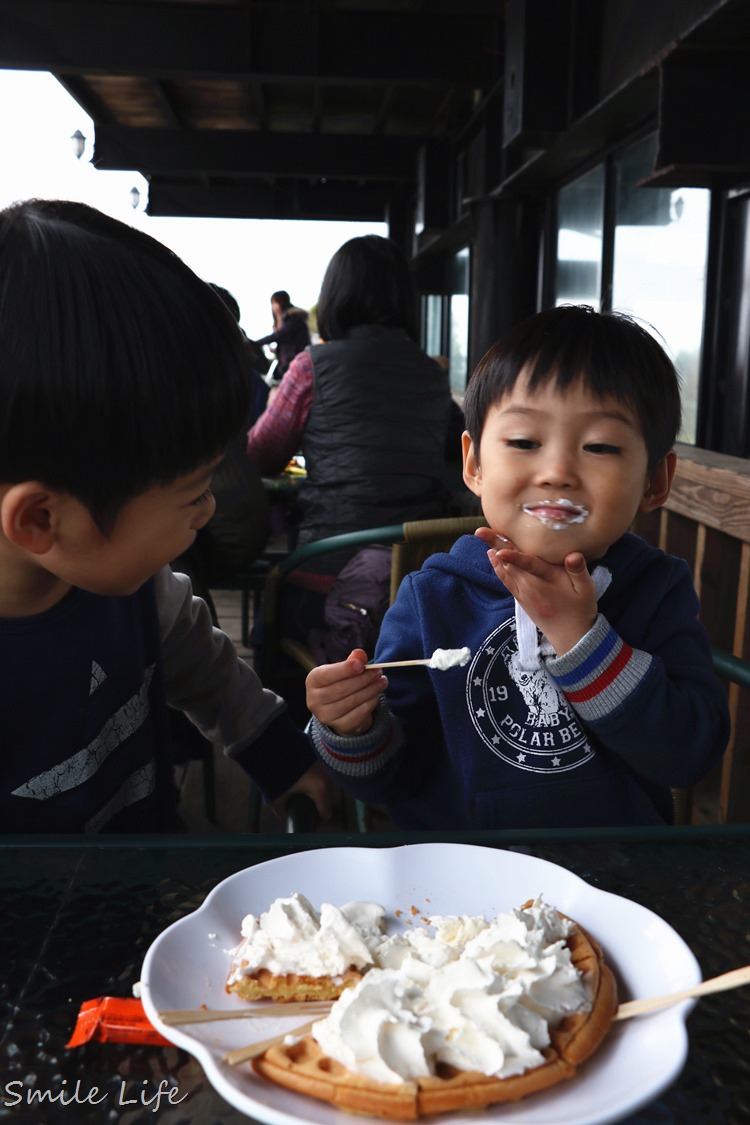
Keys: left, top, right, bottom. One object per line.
{"left": 633, "top": 444, "right": 750, "bottom": 822}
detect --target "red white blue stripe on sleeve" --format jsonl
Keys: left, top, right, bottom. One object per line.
{"left": 308, "top": 698, "right": 398, "bottom": 778}
{"left": 545, "top": 614, "right": 653, "bottom": 722}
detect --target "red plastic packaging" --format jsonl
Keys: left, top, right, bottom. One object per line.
{"left": 66, "top": 996, "right": 172, "bottom": 1048}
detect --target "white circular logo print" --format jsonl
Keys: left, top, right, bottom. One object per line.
{"left": 466, "top": 619, "right": 595, "bottom": 774}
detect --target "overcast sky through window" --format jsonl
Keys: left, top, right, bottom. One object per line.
{"left": 0, "top": 69, "right": 386, "bottom": 340}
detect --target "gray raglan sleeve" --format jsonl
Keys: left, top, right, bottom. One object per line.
{"left": 153, "top": 566, "right": 285, "bottom": 755}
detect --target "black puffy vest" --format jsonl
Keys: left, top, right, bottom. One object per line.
{"left": 298, "top": 325, "right": 452, "bottom": 571}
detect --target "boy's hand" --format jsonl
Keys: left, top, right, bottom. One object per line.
{"left": 306, "top": 649, "right": 387, "bottom": 736}
{"left": 476, "top": 530, "right": 597, "bottom": 655}
{"left": 270, "top": 762, "right": 332, "bottom": 823}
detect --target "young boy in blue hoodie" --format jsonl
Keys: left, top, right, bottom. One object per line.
{"left": 306, "top": 305, "right": 729, "bottom": 829}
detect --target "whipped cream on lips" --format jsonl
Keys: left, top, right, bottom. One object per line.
{"left": 521, "top": 497, "right": 589, "bottom": 531}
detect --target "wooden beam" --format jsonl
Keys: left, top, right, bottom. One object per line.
{"left": 0, "top": 0, "right": 254, "bottom": 79}
{"left": 146, "top": 178, "right": 390, "bottom": 221}
{"left": 0, "top": 0, "right": 496, "bottom": 84}
{"left": 502, "top": 0, "right": 571, "bottom": 149}
{"left": 93, "top": 125, "right": 420, "bottom": 180}
{"left": 667, "top": 443, "right": 750, "bottom": 543}
{"left": 645, "top": 50, "right": 750, "bottom": 187}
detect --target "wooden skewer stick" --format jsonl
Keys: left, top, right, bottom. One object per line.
{"left": 369, "top": 648, "right": 471, "bottom": 671}
{"left": 614, "top": 964, "right": 750, "bottom": 1021}
{"left": 159, "top": 1001, "right": 332, "bottom": 1026}
{"left": 220, "top": 966, "right": 750, "bottom": 1068}
{"left": 223, "top": 1019, "right": 319, "bottom": 1066}
{"left": 367, "top": 658, "right": 434, "bottom": 669}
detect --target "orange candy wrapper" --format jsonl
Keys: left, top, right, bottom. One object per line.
{"left": 66, "top": 997, "right": 172, "bottom": 1048}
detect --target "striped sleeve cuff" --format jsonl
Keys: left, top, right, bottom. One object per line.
{"left": 308, "top": 697, "right": 399, "bottom": 778}
{"left": 544, "top": 613, "right": 653, "bottom": 722}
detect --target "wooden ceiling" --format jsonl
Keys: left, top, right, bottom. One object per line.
{"left": 0, "top": 0, "right": 504, "bottom": 221}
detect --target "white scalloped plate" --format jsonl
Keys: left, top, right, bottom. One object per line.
{"left": 141, "top": 843, "right": 700, "bottom": 1125}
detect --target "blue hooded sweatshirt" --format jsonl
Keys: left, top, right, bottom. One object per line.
{"left": 309, "top": 532, "right": 729, "bottom": 829}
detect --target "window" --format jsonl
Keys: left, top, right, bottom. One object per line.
{"left": 555, "top": 165, "right": 604, "bottom": 308}
{"left": 448, "top": 247, "right": 470, "bottom": 393}
{"left": 612, "top": 135, "right": 710, "bottom": 445}
{"left": 552, "top": 135, "right": 710, "bottom": 444}
{"left": 422, "top": 293, "right": 444, "bottom": 359}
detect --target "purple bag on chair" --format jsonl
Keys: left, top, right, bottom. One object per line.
{"left": 308, "top": 545, "right": 393, "bottom": 664}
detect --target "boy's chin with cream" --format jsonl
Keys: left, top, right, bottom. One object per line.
{"left": 506, "top": 501, "right": 609, "bottom": 567}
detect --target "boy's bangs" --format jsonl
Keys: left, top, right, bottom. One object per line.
{"left": 0, "top": 200, "right": 253, "bottom": 527}
{"left": 464, "top": 305, "right": 681, "bottom": 466}
{"left": 523, "top": 337, "right": 637, "bottom": 410}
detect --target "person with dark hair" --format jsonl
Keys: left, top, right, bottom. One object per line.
{"left": 315, "top": 236, "right": 418, "bottom": 341}
{"left": 250, "top": 289, "right": 311, "bottom": 378}
{"left": 209, "top": 281, "right": 271, "bottom": 418}
{"left": 305, "top": 304, "right": 728, "bottom": 830}
{"left": 172, "top": 280, "right": 271, "bottom": 626}
{"left": 0, "top": 198, "right": 328, "bottom": 833}
{"left": 246, "top": 234, "right": 453, "bottom": 641}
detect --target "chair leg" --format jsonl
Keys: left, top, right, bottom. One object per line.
{"left": 248, "top": 785, "right": 262, "bottom": 831}
{"left": 671, "top": 786, "right": 692, "bottom": 825}
{"left": 202, "top": 749, "right": 217, "bottom": 822}
{"left": 355, "top": 799, "right": 370, "bottom": 833}
{"left": 241, "top": 586, "right": 251, "bottom": 648}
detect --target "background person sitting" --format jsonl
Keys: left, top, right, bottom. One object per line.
{"left": 172, "top": 282, "right": 271, "bottom": 624}
{"left": 246, "top": 234, "right": 453, "bottom": 646}
{"left": 209, "top": 282, "right": 270, "bottom": 423}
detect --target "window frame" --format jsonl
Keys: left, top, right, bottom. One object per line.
{"left": 546, "top": 129, "right": 714, "bottom": 448}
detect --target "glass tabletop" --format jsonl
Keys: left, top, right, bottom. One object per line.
{"left": 1, "top": 825, "right": 748, "bottom": 1124}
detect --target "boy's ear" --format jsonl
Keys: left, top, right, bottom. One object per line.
{"left": 0, "top": 483, "right": 60, "bottom": 554}
{"left": 639, "top": 450, "right": 677, "bottom": 513}
{"left": 462, "top": 431, "right": 483, "bottom": 497}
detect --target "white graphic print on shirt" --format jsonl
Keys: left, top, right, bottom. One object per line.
{"left": 89, "top": 660, "right": 107, "bottom": 694}
{"left": 11, "top": 663, "right": 155, "bottom": 801}
{"left": 466, "top": 619, "right": 595, "bottom": 773}
{"left": 84, "top": 759, "right": 156, "bottom": 832}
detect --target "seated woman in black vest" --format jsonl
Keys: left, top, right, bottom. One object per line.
{"left": 246, "top": 234, "right": 454, "bottom": 645}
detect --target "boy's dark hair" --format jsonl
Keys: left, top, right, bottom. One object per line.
{"left": 463, "top": 304, "right": 682, "bottom": 470}
{"left": 316, "top": 234, "right": 417, "bottom": 341}
{"left": 0, "top": 199, "right": 252, "bottom": 531}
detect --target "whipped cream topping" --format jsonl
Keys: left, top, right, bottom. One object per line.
{"left": 311, "top": 897, "right": 590, "bottom": 1084}
{"left": 522, "top": 497, "right": 589, "bottom": 531}
{"left": 227, "top": 893, "right": 386, "bottom": 982}
{"left": 428, "top": 647, "right": 471, "bottom": 670}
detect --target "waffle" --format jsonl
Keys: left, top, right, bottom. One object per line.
{"left": 252, "top": 911, "right": 617, "bottom": 1119}
{"left": 225, "top": 893, "right": 385, "bottom": 1003}
{"left": 226, "top": 966, "right": 363, "bottom": 1003}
